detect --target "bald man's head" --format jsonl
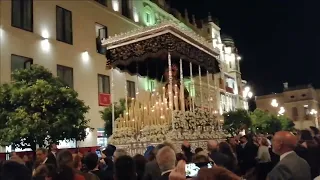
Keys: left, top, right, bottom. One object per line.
{"left": 207, "top": 140, "right": 218, "bottom": 151}
{"left": 272, "top": 131, "right": 298, "bottom": 155}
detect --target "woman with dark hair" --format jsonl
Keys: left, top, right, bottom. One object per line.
{"left": 295, "top": 130, "right": 320, "bottom": 179}
{"left": 54, "top": 150, "right": 85, "bottom": 180}
{"left": 133, "top": 154, "right": 147, "bottom": 180}
{"left": 218, "top": 142, "right": 236, "bottom": 172}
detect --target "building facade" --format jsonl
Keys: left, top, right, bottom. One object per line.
{"left": 0, "top": 0, "right": 248, "bottom": 151}
{"left": 256, "top": 83, "right": 320, "bottom": 129}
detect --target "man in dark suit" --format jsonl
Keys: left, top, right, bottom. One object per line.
{"left": 156, "top": 146, "right": 176, "bottom": 180}
{"left": 46, "top": 143, "right": 58, "bottom": 167}
{"left": 237, "top": 135, "right": 258, "bottom": 175}
{"left": 267, "top": 131, "right": 311, "bottom": 180}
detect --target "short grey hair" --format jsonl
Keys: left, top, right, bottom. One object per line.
{"left": 156, "top": 146, "right": 176, "bottom": 172}
{"left": 114, "top": 149, "right": 127, "bottom": 160}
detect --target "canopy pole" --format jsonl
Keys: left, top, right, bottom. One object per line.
{"left": 179, "top": 58, "right": 185, "bottom": 111}
{"left": 136, "top": 63, "right": 139, "bottom": 99}
{"left": 111, "top": 67, "right": 115, "bottom": 132}
{"left": 168, "top": 52, "right": 173, "bottom": 110}
{"left": 189, "top": 62, "right": 195, "bottom": 112}
{"left": 207, "top": 70, "right": 211, "bottom": 113}
{"left": 199, "top": 65, "right": 203, "bottom": 109}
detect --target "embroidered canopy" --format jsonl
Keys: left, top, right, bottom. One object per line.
{"left": 102, "top": 21, "right": 220, "bottom": 81}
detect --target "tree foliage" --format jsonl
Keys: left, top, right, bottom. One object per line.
{"left": 250, "top": 109, "right": 295, "bottom": 134}
{"left": 0, "top": 65, "right": 91, "bottom": 151}
{"left": 223, "top": 109, "right": 252, "bottom": 136}
{"left": 100, "top": 98, "right": 127, "bottom": 137}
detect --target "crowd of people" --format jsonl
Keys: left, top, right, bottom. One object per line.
{"left": 0, "top": 128, "right": 320, "bottom": 180}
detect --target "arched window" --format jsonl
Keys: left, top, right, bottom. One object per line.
{"left": 292, "top": 107, "right": 298, "bottom": 121}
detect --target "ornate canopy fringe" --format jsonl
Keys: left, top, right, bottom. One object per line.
{"left": 102, "top": 21, "right": 220, "bottom": 77}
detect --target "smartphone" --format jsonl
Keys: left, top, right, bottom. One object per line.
{"left": 185, "top": 162, "right": 213, "bottom": 177}
{"left": 95, "top": 149, "right": 102, "bottom": 158}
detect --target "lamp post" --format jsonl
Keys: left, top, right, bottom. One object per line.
{"left": 310, "top": 109, "right": 318, "bottom": 128}
{"left": 243, "top": 86, "right": 253, "bottom": 110}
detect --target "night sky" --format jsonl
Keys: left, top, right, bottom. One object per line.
{"left": 171, "top": 0, "right": 318, "bottom": 96}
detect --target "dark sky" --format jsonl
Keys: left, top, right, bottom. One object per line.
{"left": 171, "top": 0, "right": 319, "bottom": 96}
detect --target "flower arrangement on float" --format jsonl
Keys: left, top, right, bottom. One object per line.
{"left": 108, "top": 127, "right": 136, "bottom": 144}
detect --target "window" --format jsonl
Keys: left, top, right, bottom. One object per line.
{"left": 11, "top": 0, "right": 33, "bottom": 31}
{"left": 95, "top": 0, "right": 107, "bottom": 6}
{"left": 95, "top": 23, "right": 108, "bottom": 54}
{"left": 146, "top": 12, "right": 150, "bottom": 23}
{"left": 304, "top": 106, "right": 309, "bottom": 120}
{"left": 127, "top": 80, "right": 136, "bottom": 98}
{"left": 292, "top": 107, "right": 298, "bottom": 121}
{"left": 122, "top": 0, "right": 130, "bottom": 18}
{"left": 229, "top": 61, "right": 232, "bottom": 68}
{"left": 98, "top": 74, "right": 110, "bottom": 94}
{"left": 57, "top": 65, "right": 73, "bottom": 88}
{"left": 290, "top": 95, "right": 295, "bottom": 98}
{"left": 11, "top": 54, "right": 33, "bottom": 73}
{"left": 302, "top": 94, "right": 306, "bottom": 97}
{"left": 56, "top": 6, "right": 73, "bottom": 44}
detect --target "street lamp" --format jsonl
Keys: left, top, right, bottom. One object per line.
{"left": 242, "top": 86, "right": 253, "bottom": 110}
{"left": 310, "top": 109, "right": 318, "bottom": 128}
{"left": 243, "top": 87, "right": 253, "bottom": 98}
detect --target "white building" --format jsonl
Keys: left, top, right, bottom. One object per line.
{"left": 0, "top": 0, "right": 249, "bottom": 151}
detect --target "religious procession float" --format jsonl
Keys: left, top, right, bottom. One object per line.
{"left": 101, "top": 21, "right": 228, "bottom": 154}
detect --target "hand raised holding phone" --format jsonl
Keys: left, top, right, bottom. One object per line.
{"left": 169, "top": 160, "right": 186, "bottom": 180}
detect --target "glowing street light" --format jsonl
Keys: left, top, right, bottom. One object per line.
{"left": 310, "top": 109, "right": 318, "bottom": 128}
{"left": 243, "top": 86, "right": 253, "bottom": 99}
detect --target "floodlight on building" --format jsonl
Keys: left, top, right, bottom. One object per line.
{"left": 41, "top": 39, "right": 50, "bottom": 52}
{"left": 41, "top": 29, "right": 49, "bottom": 39}
{"left": 271, "top": 99, "right": 279, "bottom": 107}
{"left": 237, "top": 56, "right": 242, "bottom": 60}
{"left": 82, "top": 51, "right": 89, "bottom": 62}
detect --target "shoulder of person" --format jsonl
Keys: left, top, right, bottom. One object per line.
{"left": 267, "top": 164, "right": 292, "bottom": 180}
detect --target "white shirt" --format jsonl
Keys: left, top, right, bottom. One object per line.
{"left": 161, "top": 169, "right": 173, "bottom": 176}
{"left": 42, "top": 157, "right": 48, "bottom": 164}
{"left": 280, "top": 151, "right": 294, "bottom": 161}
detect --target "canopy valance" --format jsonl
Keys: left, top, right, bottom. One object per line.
{"left": 102, "top": 21, "right": 220, "bottom": 78}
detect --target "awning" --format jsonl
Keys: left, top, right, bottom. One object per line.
{"left": 102, "top": 21, "right": 220, "bottom": 80}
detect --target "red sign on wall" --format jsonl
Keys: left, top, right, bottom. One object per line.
{"left": 99, "top": 93, "right": 111, "bottom": 106}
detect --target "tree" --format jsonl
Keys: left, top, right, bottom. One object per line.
{"left": 250, "top": 109, "right": 295, "bottom": 134}
{"left": 223, "top": 109, "right": 252, "bottom": 136}
{"left": 100, "top": 98, "right": 126, "bottom": 137}
{"left": 0, "top": 65, "right": 91, "bottom": 151}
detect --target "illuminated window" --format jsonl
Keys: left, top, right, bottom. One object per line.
{"left": 98, "top": 74, "right": 110, "bottom": 94}
{"left": 57, "top": 65, "right": 73, "bottom": 88}
{"left": 56, "top": 6, "right": 73, "bottom": 44}
{"left": 12, "top": 0, "right": 33, "bottom": 32}
{"left": 95, "top": 23, "right": 108, "bottom": 54}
